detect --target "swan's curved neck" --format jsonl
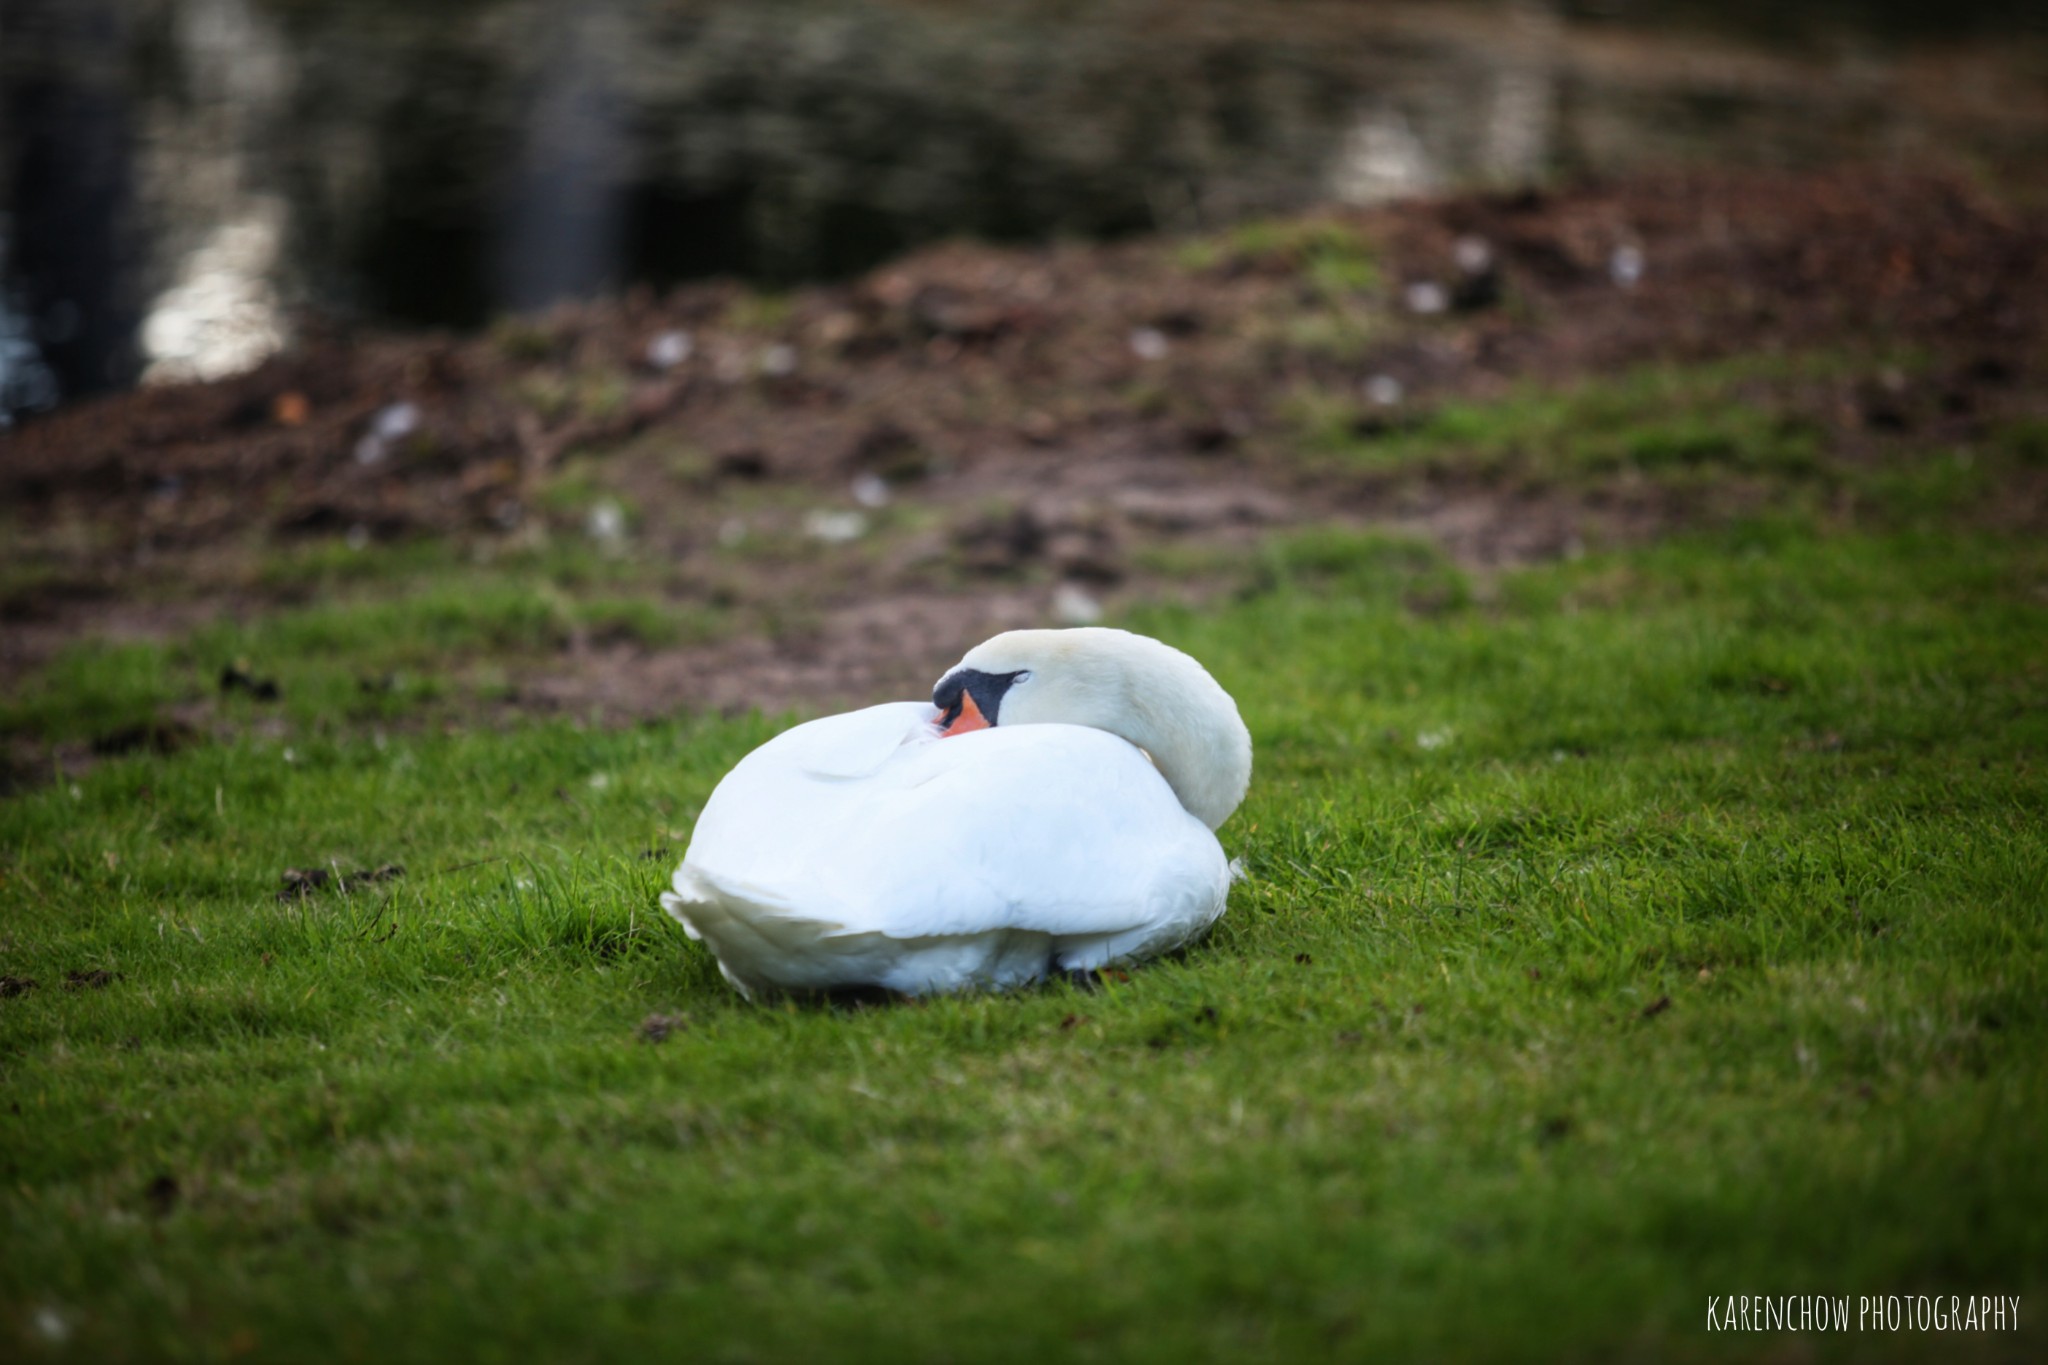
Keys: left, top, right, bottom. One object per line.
{"left": 985, "top": 630, "right": 1252, "bottom": 830}
{"left": 1109, "top": 678, "right": 1251, "bottom": 831}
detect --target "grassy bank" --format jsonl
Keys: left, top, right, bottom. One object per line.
{"left": 3, "top": 513, "right": 2044, "bottom": 1361}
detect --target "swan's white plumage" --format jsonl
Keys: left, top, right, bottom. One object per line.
{"left": 661, "top": 629, "right": 1249, "bottom": 998}
{"left": 662, "top": 702, "right": 1228, "bottom": 997}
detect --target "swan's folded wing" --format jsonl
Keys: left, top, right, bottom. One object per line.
{"left": 680, "top": 722, "right": 1228, "bottom": 945}
{"left": 678, "top": 702, "right": 937, "bottom": 877}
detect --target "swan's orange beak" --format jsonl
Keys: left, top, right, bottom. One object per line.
{"left": 940, "top": 691, "right": 992, "bottom": 737}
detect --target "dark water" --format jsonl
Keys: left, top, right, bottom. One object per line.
{"left": 3, "top": 0, "right": 2043, "bottom": 417}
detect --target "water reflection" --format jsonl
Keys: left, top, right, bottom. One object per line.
{"left": 2, "top": 0, "right": 2042, "bottom": 416}
{"left": 1482, "top": 1, "right": 1560, "bottom": 184}
{"left": 495, "top": 0, "right": 631, "bottom": 311}
{"left": 1330, "top": 110, "right": 1438, "bottom": 206}
{"left": 4, "top": 0, "right": 141, "bottom": 407}
{"left": 135, "top": 0, "right": 293, "bottom": 382}
{"left": 0, "top": 220, "right": 61, "bottom": 425}
{"left": 139, "top": 195, "right": 286, "bottom": 384}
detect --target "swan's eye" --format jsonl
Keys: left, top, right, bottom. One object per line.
{"left": 1014, "top": 670, "right": 1032, "bottom": 685}
{"left": 933, "top": 667, "right": 1029, "bottom": 737}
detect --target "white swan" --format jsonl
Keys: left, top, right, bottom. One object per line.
{"left": 660, "top": 627, "right": 1253, "bottom": 998}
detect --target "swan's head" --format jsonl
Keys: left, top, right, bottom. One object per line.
{"left": 931, "top": 627, "right": 1252, "bottom": 830}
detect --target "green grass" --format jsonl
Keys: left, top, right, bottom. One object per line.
{"left": 1, "top": 576, "right": 712, "bottom": 749}
{"left": 1179, "top": 217, "right": 1383, "bottom": 297}
{"left": 1280, "top": 354, "right": 1990, "bottom": 511}
{"left": 4, "top": 521, "right": 2045, "bottom": 1362}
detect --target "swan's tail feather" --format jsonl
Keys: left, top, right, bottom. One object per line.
{"left": 662, "top": 862, "right": 1068, "bottom": 997}
{"left": 662, "top": 864, "right": 865, "bottom": 997}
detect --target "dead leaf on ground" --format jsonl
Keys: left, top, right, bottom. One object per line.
{"left": 219, "top": 663, "right": 281, "bottom": 701}
{"left": 91, "top": 718, "right": 200, "bottom": 757}
{"left": 639, "top": 1012, "right": 688, "bottom": 1043}
{"left": 64, "top": 969, "right": 121, "bottom": 991}
{"left": 277, "top": 868, "right": 331, "bottom": 899}
{"left": 145, "top": 1173, "right": 180, "bottom": 1216}
{"left": 277, "top": 864, "right": 405, "bottom": 901}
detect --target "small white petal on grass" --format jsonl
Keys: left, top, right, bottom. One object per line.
{"left": 374, "top": 402, "right": 419, "bottom": 440}
{"left": 717, "top": 517, "right": 748, "bottom": 548}
{"left": 1128, "top": 327, "right": 1170, "bottom": 360}
{"left": 759, "top": 344, "right": 798, "bottom": 377}
{"left": 1404, "top": 281, "right": 1448, "bottom": 315}
{"left": 354, "top": 401, "right": 419, "bottom": 465}
{"left": 1364, "top": 373, "right": 1404, "bottom": 406}
{"left": 588, "top": 773, "right": 611, "bottom": 791}
{"left": 1416, "top": 728, "right": 1453, "bottom": 751}
{"left": 851, "top": 474, "right": 890, "bottom": 508}
{"left": 646, "top": 329, "right": 693, "bottom": 369}
{"left": 33, "top": 1307, "right": 69, "bottom": 1343}
{"left": 586, "top": 499, "right": 627, "bottom": 546}
{"left": 803, "top": 509, "right": 868, "bottom": 544}
{"left": 1610, "top": 244, "right": 1645, "bottom": 288}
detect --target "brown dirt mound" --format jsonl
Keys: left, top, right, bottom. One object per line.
{"left": 4, "top": 166, "right": 2044, "bottom": 724}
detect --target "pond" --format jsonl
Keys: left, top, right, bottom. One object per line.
{"left": 3, "top": 0, "right": 2043, "bottom": 419}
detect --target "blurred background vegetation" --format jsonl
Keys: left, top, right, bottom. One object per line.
{"left": 5, "top": 0, "right": 2045, "bottom": 410}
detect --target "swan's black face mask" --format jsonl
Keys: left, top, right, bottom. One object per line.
{"left": 933, "top": 669, "right": 1026, "bottom": 737}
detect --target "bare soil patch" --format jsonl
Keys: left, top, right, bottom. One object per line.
{"left": 4, "top": 167, "right": 2044, "bottom": 725}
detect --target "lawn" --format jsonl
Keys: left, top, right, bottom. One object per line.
{"left": 4, "top": 498, "right": 2044, "bottom": 1362}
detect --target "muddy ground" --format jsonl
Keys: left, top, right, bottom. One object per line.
{"left": 4, "top": 166, "right": 2045, "bottom": 738}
